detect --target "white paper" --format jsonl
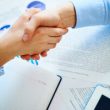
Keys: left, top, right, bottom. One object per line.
{"left": 0, "top": 58, "right": 60, "bottom": 110}
{"left": 49, "top": 77, "right": 110, "bottom": 110}
{"left": 39, "top": 25, "right": 110, "bottom": 110}
{"left": 39, "top": 26, "right": 110, "bottom": 85}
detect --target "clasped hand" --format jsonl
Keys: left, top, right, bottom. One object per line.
{"left": 0, "top": 2, "right": 75, "bottom": 66}
{"left": 20, "top": 8, "right": 68, "bottom": 60}
{"left": 7, "top": 8, "right": 68, "bottom": 61}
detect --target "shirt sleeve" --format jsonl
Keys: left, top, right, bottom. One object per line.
{"left": 72, "top": 0, "right": 110, "bottom": 28}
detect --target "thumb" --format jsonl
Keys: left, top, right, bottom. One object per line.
{"left": 13, "top": 8, "right": 40, "bottom": 29}
{"left": 22, "top": 8, "right": 41, "bottom": 41}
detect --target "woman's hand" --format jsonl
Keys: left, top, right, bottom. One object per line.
{"left": 0, "top": 8, "right": 39, "bottom": 66}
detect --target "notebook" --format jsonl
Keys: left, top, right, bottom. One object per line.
{"left": 0, "top": 58, "right": 62, "bottom": 110}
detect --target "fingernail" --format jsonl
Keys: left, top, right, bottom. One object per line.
{"left": 23, "top": 34, "right": 29, "bottom": 41}
{"left": 61, "top": 30, "right": 68, "bottom": 35}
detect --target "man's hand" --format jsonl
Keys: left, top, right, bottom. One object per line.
{"left": 23, "top": 2, "right": 76, "bottom": 41}
{"left": 21, "top": 2, "right": 76, "bottom": 60}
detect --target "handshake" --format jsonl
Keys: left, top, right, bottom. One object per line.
{"left": 0, "top": 2, "right": 76, "bottom": 66}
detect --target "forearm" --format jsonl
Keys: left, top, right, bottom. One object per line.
{"left": 0, "top": 48, "right": 14, "bottom": 66}
{"left": 0, "top": 35, "right": 16, "bottom": 66}
{"left": 0, "top": 52, "right": 13, "bottom": 66}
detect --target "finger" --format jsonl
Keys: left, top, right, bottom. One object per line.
{"left": 41, "top": 51, "right": 48, "bottom": 57}
{"left": 31, "top": 54, "right": 40, "bottom": 60}
{"left": 46, "top": 44, "right": 57, "bottom": 50}
{"left": 25, "top": 8, "right": 41, "bottom": 21}
{"left": 21, "top": 55, "right": 31, "bottom": 60}
{"left": 22, "top": 8, "right": 41, "bottom": 41}
{"left": 13, "top": 8, "right": 40, "bottom": 29}
{"left": 24, "top": 11, "right": 44, "bottom": 41}
{"left": 25, "top": 13, "right": 41, "bottom": 38}
{"left": 36, "top": 27, "right": 68, "bottom": 36}
{"left": 48, "top": 36, "right": 62, "bottom": 43}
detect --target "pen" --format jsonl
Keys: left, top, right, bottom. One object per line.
{"left": 0, "top": 25, "right": 11, "bottom": 31}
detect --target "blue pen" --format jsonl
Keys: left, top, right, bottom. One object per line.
{"left": 27, "top": 1, "right": 46, "bottom": 10}
{"left": 0, "top": 25, "right": 11, "bottom": 31}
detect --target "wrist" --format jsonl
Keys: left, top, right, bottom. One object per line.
{"left": 57, "top": 2, "right": 76, "bottom": 28}
{"left": 0, "top": 34, "right": 18, "bottom": 66}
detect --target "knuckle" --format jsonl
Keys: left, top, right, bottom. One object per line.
{"left": 41, "top": 37, "right": 47, "bottom": 43}
{"left": 55, "top": 30, "right": 61, "bottom": 36}
{"left": 52, "top": 44, "right": 56, "bottom": 48}
{"left": 33, "top": 14, "right": 38, "bottom": 20}
{"left": 57, "top": 37, "right": 62, "bottom": 43}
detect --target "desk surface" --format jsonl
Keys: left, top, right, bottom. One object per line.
{"left": 47, "top": 25, "right": 110, "bottom": 110}
{"left": 1, "top": 0, "right": 110, "bottom": 110}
